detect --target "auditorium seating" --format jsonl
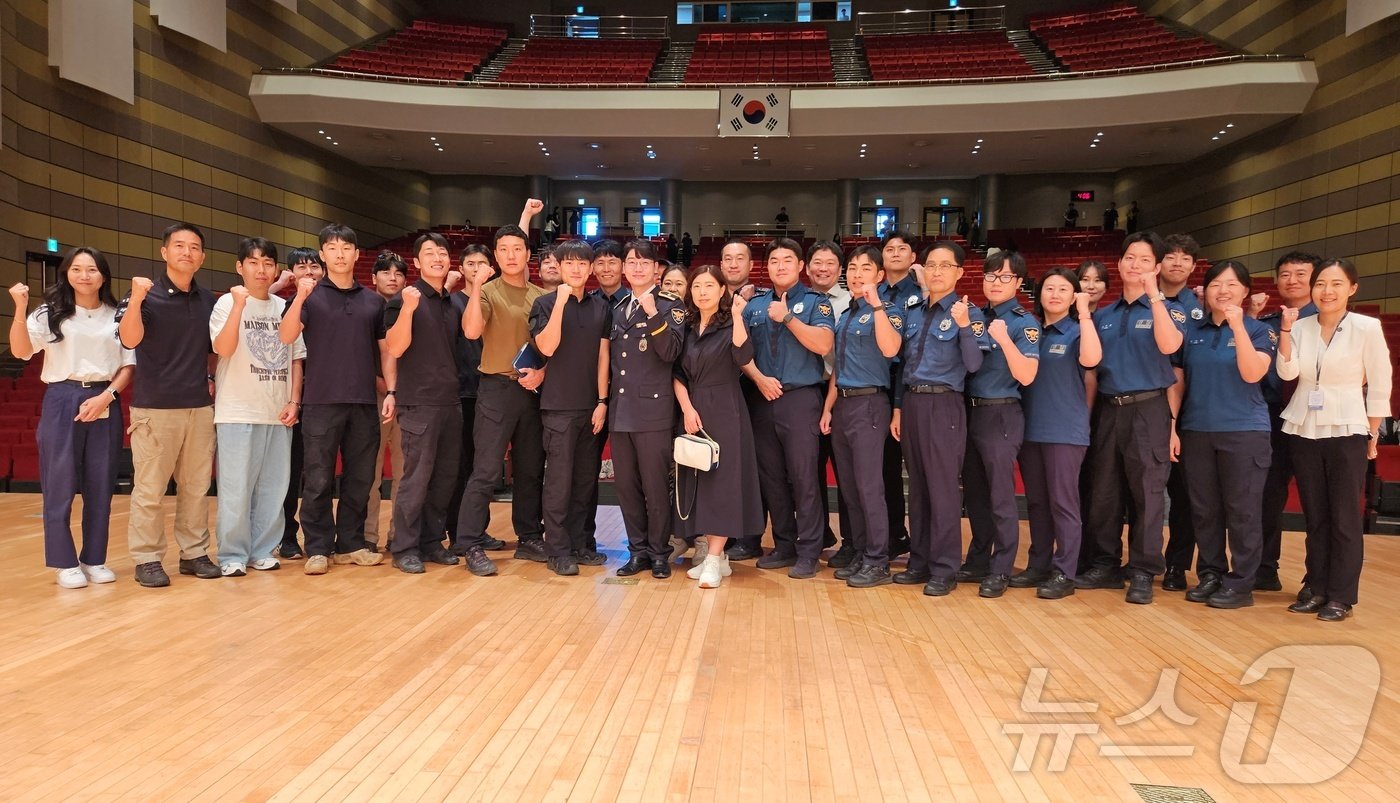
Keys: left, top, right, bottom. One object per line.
{"left": 496, "top": 38, "right": 663, "bottom": 84}
{"left": 685, "top": 26, "right": 834, "bottom": 83}
{"left": 327, "top": 20, "right": 508, "bottom": 81}
{"left": 863, "top": 31, "right": 1035, "bottom": 80}
{"left": 1028, "top": 2, "right": 1226, "bottom": 72}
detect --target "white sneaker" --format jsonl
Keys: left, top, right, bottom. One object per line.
{"left": 221, "top": 562, "right": 247, "bottom": 577}
{"left": 716, "top": 554, "right": 732, "bottom": 577}
{"left": 80, "top": 564, "right": 116, "bottom": 584}
{"left": 56, "top": 567, "right": 88, "bottom": 588}
{"left": 692, "top": 536, "right": 707, "bottom": 564}
{"left": 248, "top": 558, "right": 281, "bottom": 571}
{"left": 698, "top": 555, "right": 724, "bottom": 589}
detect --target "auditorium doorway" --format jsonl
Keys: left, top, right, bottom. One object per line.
{"left": 922, "top": 206, "right": 965, "bottom": 239}
{"left": 24, "top": 251, "right": 62, "bottom": 290}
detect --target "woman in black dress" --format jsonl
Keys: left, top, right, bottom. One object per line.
{"left": 673, "top": 265, "right": 764, "bottom": 588}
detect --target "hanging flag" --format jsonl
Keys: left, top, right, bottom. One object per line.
{"left": 718, "top": 88, "right": 790, "bottom": 137}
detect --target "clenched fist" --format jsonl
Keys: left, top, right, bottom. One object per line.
{"left": 1073, "top": 292, "right": 1093, "bottom": 318}
{"left": 1223, "top": 303, "right": 1244, "bottom": 327}
{"left": 130, "top": 276, "right": 154, "bottom": 300}
{"left": 401, "top": 285, "right": 421, "bottom": 310}
{"left": 988, "top": 318, "right": 1008, "bottom": 342}
{"left": 472, "top": 263, "right": 495, "bottom": 287}
{"left": 861, "top": 282, "right": 881, "bottom": 307}
{"left": 637, "top": 292, "right": 657, "bottom": 317}
{"left": 8, "top": 282, "right": 29, "bottom": 310}
{"left": 296, "top": 276, "right": 317, "bottom": 299}
{"left": 524, "top": 198, "right": 544, "bottom": 217}
{"left": 444, "top": 270, "right": 463, "bottom": 294}
{"left": 1280, "top": 305, "right": 1299, "bottom": 329}
{"left": 229, "top": 285, "right": 249, "bottom": 304}
{"left": 1247, "top": 293, "right": 1268, "bottom": 318}
{"left": 556, "top": 282, "right": 573, "bottom": 299}
{"left": 730, "top": 292, "right": 747, "bottom": 321}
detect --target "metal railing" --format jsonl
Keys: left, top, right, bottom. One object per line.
{"left": 856, "top": 6, "right": 1009, "bottom": 36}
{"left": 528, "top": 14, "right": 669, "bottom": 40}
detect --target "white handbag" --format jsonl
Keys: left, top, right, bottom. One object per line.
{"left": 673, "top": 428, "right": 719, "bottom": 472}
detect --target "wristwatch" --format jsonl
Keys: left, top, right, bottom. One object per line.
{"left": 106, "top": 388, "right": 119, "bottom": 401}
{"left": 781, "top": 311, "right": 795, "bottom": 324}
{"left": 1151, "top": 292, "right": 1166, "bottom": 303}
{"left": 597, "top": 397, "right": 608, "bottom": 406}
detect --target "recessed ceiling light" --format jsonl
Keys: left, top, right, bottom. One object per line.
{"left": 1218, "top": 130, "right": 1226, "bottom": 134}
{"left": 389, "top": 155, "right": 402, "bottom": 161}
{"left": 859, "top": 154, "right": 866, "bottom": 158}
{"left": 976, "top": 139, "right": 984, "bottom": 143}
{"left": 1226, "top": 123, "right": 1234, "bottom": 128}
{"left": 912, "top": 139, "right": 929, "bottom": 148}
{"left": 482, "top": 139, "right": 495, "bottom": 145}
{"left": 318, "top": 130, "right": 325, "bottom": 134}
{"left": 430, "top": 136, "right": 437, "bottom": 141}
{"left": 538, "top": 141, "right": 544, "bottom": 145}
{"left": 1211, "top": 136, "right": 1220, "bottom": 140}
{"left": 1089, "top": 143, "right": 1097, "bottom": 148}
{"left": 1096, "top": 132, "right": 1104, "bottom": 136}
{"left": 861, "top": 143, "right": 867, "bottom": 147}
{"left": 589, "top": 142, "right": 600, "bottom": 149}
{"left": 331, "top": 141, "right": 338, "bottom": 146}
{"left": 325, "top": 136, "right": 332, "bottom": 140}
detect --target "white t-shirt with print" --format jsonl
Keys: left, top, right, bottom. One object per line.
{"left": 209, "top": 294, "right": 306, "bottom": 425}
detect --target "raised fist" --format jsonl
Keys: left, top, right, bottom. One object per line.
{"left": 296, "top": 276, "right": 317, "bottom": 299}
{"left": 401, "top": 285, "right": 421, "bottom": 310}
{"left": 8, "top": 282, "right": 29, "bottom": 309}
{"left": 737, "top": 283, "right": 756, "bottom": 301}
{"left": 230, "top": 285, "right": 250, "bottom": 304}
{"left": 1248, "top": 293, "right": 1267, "bottom": 318}
{"left": 988, "top": 318, "right": 1008, "bottom": 341}
{"left": 472, "top": 263, "right": 494, "bottom": 287}
{"left": 1223, "top": 303, "right": 1244, "bottom": 327}
{"left": 445, "top": 270, "right": 463, "bottom": 294}
{"left": 1280, "top": 305, "right": 1299, "bottom": 329}
{"left": 524, "top": 198, "right": 545, "bottom": 217}
{"left": 1140, "top": 270, "right": 1159, "bottom": 297}
{"left": 861, "top": 282, "right": 881, "bottom": 307}
{"left": 130, "top": 276, "right": 154, "bottom": 300}
{"left": 637, "top": 292, "right": 657, "bottom": 317}
{"left": 1073, "top": 292, "right": 1092, "bottom": 317}
{"left": 950, "top": 295, "right": 972, "bottom": 328}
{"left": 730, "top": 292, "right": 747, "bottom": 320}
{"left": 556, "top": 282, "right": 573, "bottom": 298}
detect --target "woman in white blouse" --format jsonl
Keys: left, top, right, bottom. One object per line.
{"left": 7, "top": 248, "right": 134, "bottom": 589}
{"left": 1276, "top": 258, "right": 1392, "bottom": 621}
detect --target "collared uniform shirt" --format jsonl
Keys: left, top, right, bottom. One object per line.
{"left": 384, "top": 279, "right": 460, "bottom": 407}
{"left": 27, "top": 304, "right": 134, "bottom": 383}
{"left": 292, "top": 276, "right": 386, "bottom": 406}
{"left": 115, "top": 272, "right": 216, "bottom": 409}
{"left": 1091, "top": 295, "right": 1185, "bottom": 396}
{"left": 1022, "top": 316, "right": 1090, "bottom": 446}
{"left": 610, "top": 290, "right": 685, "bottom": 432}
{"left": 817, "top": 284, "right": 852, "bottom": 377}
{"left": 967, "top": 297, "right": 1040, "bottom": 400}
{"left": 1177, "top": 315, "right": 1275, "bottom": 432}
{"left": 897, "top": 290, "right": 989, "bottom": 401}
{"left": 529, "top": 292, "right": 611, "bottom": 412}
{"left": 743, "top": 282, "right": 836, "bottom": 388}
{"left": 833, "top": 298, "right": 903, "bottom": 390}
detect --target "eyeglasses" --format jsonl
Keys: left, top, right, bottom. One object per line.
{"left": 925, "top": 262, "right": 960, "bottom": 273}
{"left": 982, "top": 273, "right": 1019, "bottom": 284}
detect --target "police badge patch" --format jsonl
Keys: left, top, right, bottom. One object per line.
{"left": 1170, "top": 309, "right": 1187, "bottom": 324}
{"left": 858, "top": 313, "right": 871, "bottom": 324}
{"left": 793, "top": 303, "right": 805, "bottom": 314}
{"left": 1024, "top": 327, "right": 1040, "bottom": 344}
{"left": 970, "top": 321, "right": 985, "bottom": 337}
{"left": 818, "top": 302, "right": 831, "bottom": 317}
{"left": 1267, "top": 329, "right": 1279, "bottom": 345}
{"left": 639, "top": 338, "right": 648, "bottom": 352}
{"left": 907, "top": 294, "right": 921, "bottom": 308}
{"left": 888, "top": 314, "right": 903, "bottom": 329}
{"left": 671, "top": 307, "right": 686, "bottom": 325}
{"left": 1190, "top": 308, "right": 1204, "bottom": 320}
{"left": 939, "top": 318, "right": 952, "bottom": 331}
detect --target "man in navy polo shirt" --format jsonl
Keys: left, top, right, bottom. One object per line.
{"left": 117, "top": 222, "right": 220, "bottom": 588}
{"left": 278, "top": 223, "right": 388, "bottom": 575}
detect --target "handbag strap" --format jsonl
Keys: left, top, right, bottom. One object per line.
{"left": 675, "top": 466, "right": 700, "bottom": 521}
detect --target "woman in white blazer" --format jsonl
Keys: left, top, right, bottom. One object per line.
{"left": 1276, "top": 258, "right": 1392, "bottom": 621}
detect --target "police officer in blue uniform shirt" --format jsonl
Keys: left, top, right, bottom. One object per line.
{"left": 1175, "top": 259, "right": 1277, "bottom": 609}
{"left": 610, "top": 239, "right": 685, "bottom": 580}
{"left": 818, "top": 245, "right": 904, "bottom": 588}
{"left": 955, "top": 251, "right": 1041, "bottom": 598}
{"left": 877, "top": 232, "right": 924, "bottom": 558}
{"left": 890, "top": 241, "right": 989, "bottom": 597}
{"left": 1158, "top": 234, "right": 1203, "bottom": 591}
{"left": 741, "top": 238, "right": 836, "bottom": 579}
{"left": 1256, "top": 251, "right": 1320, "bottom": 593}
{"left": 1077, "top": 232, "right": 1186, "bottom": 605}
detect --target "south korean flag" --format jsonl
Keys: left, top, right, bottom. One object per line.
{"left": 718, "top": 88, "right": 790, "bottom": 137}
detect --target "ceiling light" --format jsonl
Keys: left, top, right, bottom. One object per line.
{"left": 331, "top": 141, "right": 338, "bottom": 146}
{"left": 1211, "top": 136, "right": 1220, "bottom": 141}
{"left": 1089, "top": 143, "right": 1096, "bottom": 148}
{"left": 325, "top": 136, "right": 332, "bottom": 140}
{"left": 861, "top": 143, "right": 867, "bottom": 147}
{"left": 1218, "top": 130, "right": 1226, "bottom": 134}
{"left": 640, "top": 198, "right": 648, "bottom": 204}
{"left": 389, "top": 155, "right": 403, "bottom": 161}
{"left": 318, "top": 130, "right": 325, "bottom": 134}
{"left": 976, "top": 139, "right": 984, "bottom": 143}
{"left": 430, "top": 136, "right": 437, "bottom": 141}
{"left": 538, "top": 141, "right": 544, "bottom": 145}
{"left": 1096, "top": 132, "right": 1104, "bottom": 136}
{"left": 1226, "top": 123, "right": 1234, "bottom": 128}
{"left": 482, "top": 139, "right": 495, "bottom": 145}
{"left": 577, "top": 197, "right": 585, "bottom": 204}
{"left": 589, "top": 142, "right": 600, "bottom": 149}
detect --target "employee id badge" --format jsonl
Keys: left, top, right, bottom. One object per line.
{"left": 1308, "top": 390, "right": 1324, "bottom": 411}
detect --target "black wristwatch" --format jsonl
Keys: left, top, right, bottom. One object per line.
{"left": 385, "top": 389, "right": 397, "bottom": 396}
{"left": 597, "top": 397, "right": 609, "bottom": 406}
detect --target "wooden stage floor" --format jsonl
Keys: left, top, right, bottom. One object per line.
{"left": 1, "top": 493, "right": 1398, "bottom": 802}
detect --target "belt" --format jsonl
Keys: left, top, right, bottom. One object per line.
{"left": 58, "top": 379, "right": 110, "bottom": 389}
{"left": 780, "top": 383, "right": 820, "bottom": 392}
{"left": 907, "top": 384, "right": 954, "bottom": 394}
{"left": 1105, "top": 389, "right": 1164, "bottom": 406}
{"left": 837, "top": 387, "right": 880, "bottom": 398}
{"left": 968, "top": 396, "right": 1018, "bottom": 407}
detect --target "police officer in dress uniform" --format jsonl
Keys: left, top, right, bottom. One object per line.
{"left": 955, "top": 251, "right": 1041, "bottom": 598}
{"left": 741, "top": 237, "right": 836, "bottom": 579}
{"left": 890, "top": 241, "right": 989, "bottom": 597}
{"left": 610, "top": 239, "right": 686, "bottom": 579}
{"left": 1077, "top": 232, "right": 1186, "bottom": 605}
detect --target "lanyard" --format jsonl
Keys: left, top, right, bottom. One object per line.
{"left": 1315, "top": 313, "right": 1347, "bottom": 385}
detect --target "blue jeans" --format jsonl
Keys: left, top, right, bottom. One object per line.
{"left": 216, "top": 423, "right": 293, "bottom": 564}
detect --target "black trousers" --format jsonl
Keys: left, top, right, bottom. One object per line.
{"left": 1259, "top": 409, "right": 1293, "bottom": 577}
{"left": 612, "top": 429, "right": 674, "bottom": 559}
{"left": 817, "top": 429, "right": 851, "bottom": 547}
{"left": 281, "top": 422, "right": 303, "bottom": 544}
{"left": 750, "top": 386, "right": 826, "bottom": 561}
{"left": 445, "top": 396, "right": 478, "bottom": 545}
{"left": 582, "top": 422, "right": 607, "bottom": 548}
{"left": 1021, "top": 441, "right": 1086, "bottom": 579}
{"left": 390, "top": 404, "right": 462, "bottom": 558}
{"left": 1181, "top": 430, "right": 1269, "bottom": 591}
{"left": 1291, "top": 434, "right": 1369, "bottom": 606}
{"left": 454, "top": 377, "right": 545, "bottom": 551}
{"left": 900, "top": 391, "right": 966, "bottom": 579}
{"left": 1162, "top": 459, "right": 1196, "bottom": 572}
{"left": 961, "top": 403, "right": 1025, "bottom": 576}
{"left": 831, "top": 393, "right": 892, "bottom": 567}
{"left": 734, "top": 378, "right": 770, "bottom": 551}
{"left": 1086, "top": 394, "right": 1171, "bottom": 577}
{"left": 300, "top": 403, "right": 379, "bottom": 556}
{"left": 883, "top": 381, "right": 908, "bottom": 547}
{"left": 541, "top": 409, "right": 599, "bottom": 559}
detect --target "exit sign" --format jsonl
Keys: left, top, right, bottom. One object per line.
{"left": 1071, "top": 191, "right": 1095, "bottom": 202}
{"left": 47, "top": 238, "right": 59, "bottom": 252}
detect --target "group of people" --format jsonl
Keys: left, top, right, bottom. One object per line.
{"left": 12, "top": 199, "right": 1390, "bottom": 622}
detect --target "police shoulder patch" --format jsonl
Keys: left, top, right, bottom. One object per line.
{"left": 658, "top": 290, "right": 681, "bottom": 302}
{"left": 888, "top": 314, "right": 903, "bottom": 330}
{"left": 818, "top": 302, "right": 832, "bottom": 317}
{"left": 970, "top": 320, "right": 985, "bottom": 338}
{"left": 1267, "top": 329, "right": 1279, "bottom": 345}
{"left": 1170, "top": 309, "right": 1186, "bottom": 324}
{"left": 906, "top": 294, "right": 921, "bottom": 308}
{"left": 1012, "top": 306, "right": 1028, "bottom": 317}
{"left": 1024, "top": 327, "right": 1040, "bottom": 344}
{"left": 671, "top": 307, "right": 686, "bottom": 325}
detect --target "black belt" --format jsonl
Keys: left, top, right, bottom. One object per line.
{"left": 907, "top": 384, "right": 955, "bottom": 394}
{"left": 58, "top": 379, "right": 110, "bottom": 389}
{"left": 780, "top": 383, "right": 820, "bottom": 392}
{"left": 837, "top": 387, "right": 880, "bottom": 398}
{"left": 969, "top": 396, "right": 1018, "bottom": 407}
{"left": 1105, "top": 389, "right": 1164, "bottom": 406}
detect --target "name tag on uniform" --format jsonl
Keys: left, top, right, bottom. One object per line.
{"left": 1308, "top": 390, "right": 1324, "bottom": 411}
{"left": 1227, "top": 339, "right": 1236, "bottom": 348}
{"left": 1049, "top": 344, "right": 1067, "bottom": 355}
{"left": 1135, "top": 319, "right": 1153, "bottom": 329}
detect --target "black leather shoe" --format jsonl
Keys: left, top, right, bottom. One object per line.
{"left": 1294, "top": 585, "right": 1314, "bottom": 604}
{"left": 756, "top": 551, "right": 798, "bottom": 570}
{"left": 848, "top": 564, "right": 892, "bottom": 588}
{"left": 1161, "top": 567, "right": 1188, "bottom": 591}
{"left": 1185, "top": 573, "right": 1222, "bottom": 603}
{"left": 1037, "top": 570, "right": 1076, "bottom": 600}
{"left": 514, "top": 539, "right": 548, "bottom": 563}
{"left": 1207, "top": 587, "right": 1254, "bottom": 609}
{"left": 888, "top": 537, "right": 911, "bottom": 559}
{"left": 979, "top": 573, "right": 1010, "bottom": 599}
{"left": 1253, "top": 570, "right": 1283, "bottom": 591}
{"left": 1009, "top": 568, "right": 1050, "bottom": 588}
{"left": 827, "top": 543, "right": 857, "bottom": 569}
{"left": 617, "top": 555, "right": 650, "bottom": 576}
{"left": 725, "top": 542, "right": 763, "bottom": 561}
{"left": 1289, "top": 594, "right": 1327, "bottom": 614}
{"left": 1317, "top": 601, "right": 1352, "bottom": 622}
{"left": 923, "top": 576, "right": 957, "bottom": 597}
{"left": 134, "top": 561, "right": 170, "bottom": 588}
{"left": 1126, "top": 572, "right": 1154, "bottom": 604}
{"left": 834, "top": 560, "right": 863, "bottom": 581}
{"left": 548, "top": 556, "right": 579, "bottom": 576}
{"left": 276, "top": 541, "right": 303, "bottom": 560}
{"left": 955, "top": 564, "right": 989, "bottom": 583}
{"left": 423, "top": 545, "right": 460, "bottom": 566}
{"left": 893, "top": 568, "right": 932, "bottom": 585}
{"left": 464, "top": 548, "right": 497, "bottom": 576}
{"left": 650, "top": 558, "right": 672, "bottom": 578}
{"left": 179, "top": 556, "right": 221, "bottom": 579}
{"left": 482, "top": 535, "right": 507, "bottom": 550}
{"left": 789, "top": 557, "right": 819, "bottom": 579}
{"left": 1074, "top": 565, "right": 1124, "bottom": 589}
{"left": 574, "top": 549, "right": 606, "bottom": 566}
{"left": 393, "top": 554, "right": 425, "bottom": 574}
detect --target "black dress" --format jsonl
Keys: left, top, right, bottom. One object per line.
{"left": 676, "top": 320, "right": 764, "bottom": 539}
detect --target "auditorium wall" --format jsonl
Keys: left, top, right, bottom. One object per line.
{"left": 1119, "top": 0, "right": 1399, "bottom": 307}
{"left": 0, "top": 0, "right": 431, "bottom": 347}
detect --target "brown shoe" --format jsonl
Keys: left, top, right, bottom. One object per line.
{"left": 332, "top": 548, "right": 384, "bottom": 566}
{"left": 304, "top": 555, "right": 330, "bottom": 575}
